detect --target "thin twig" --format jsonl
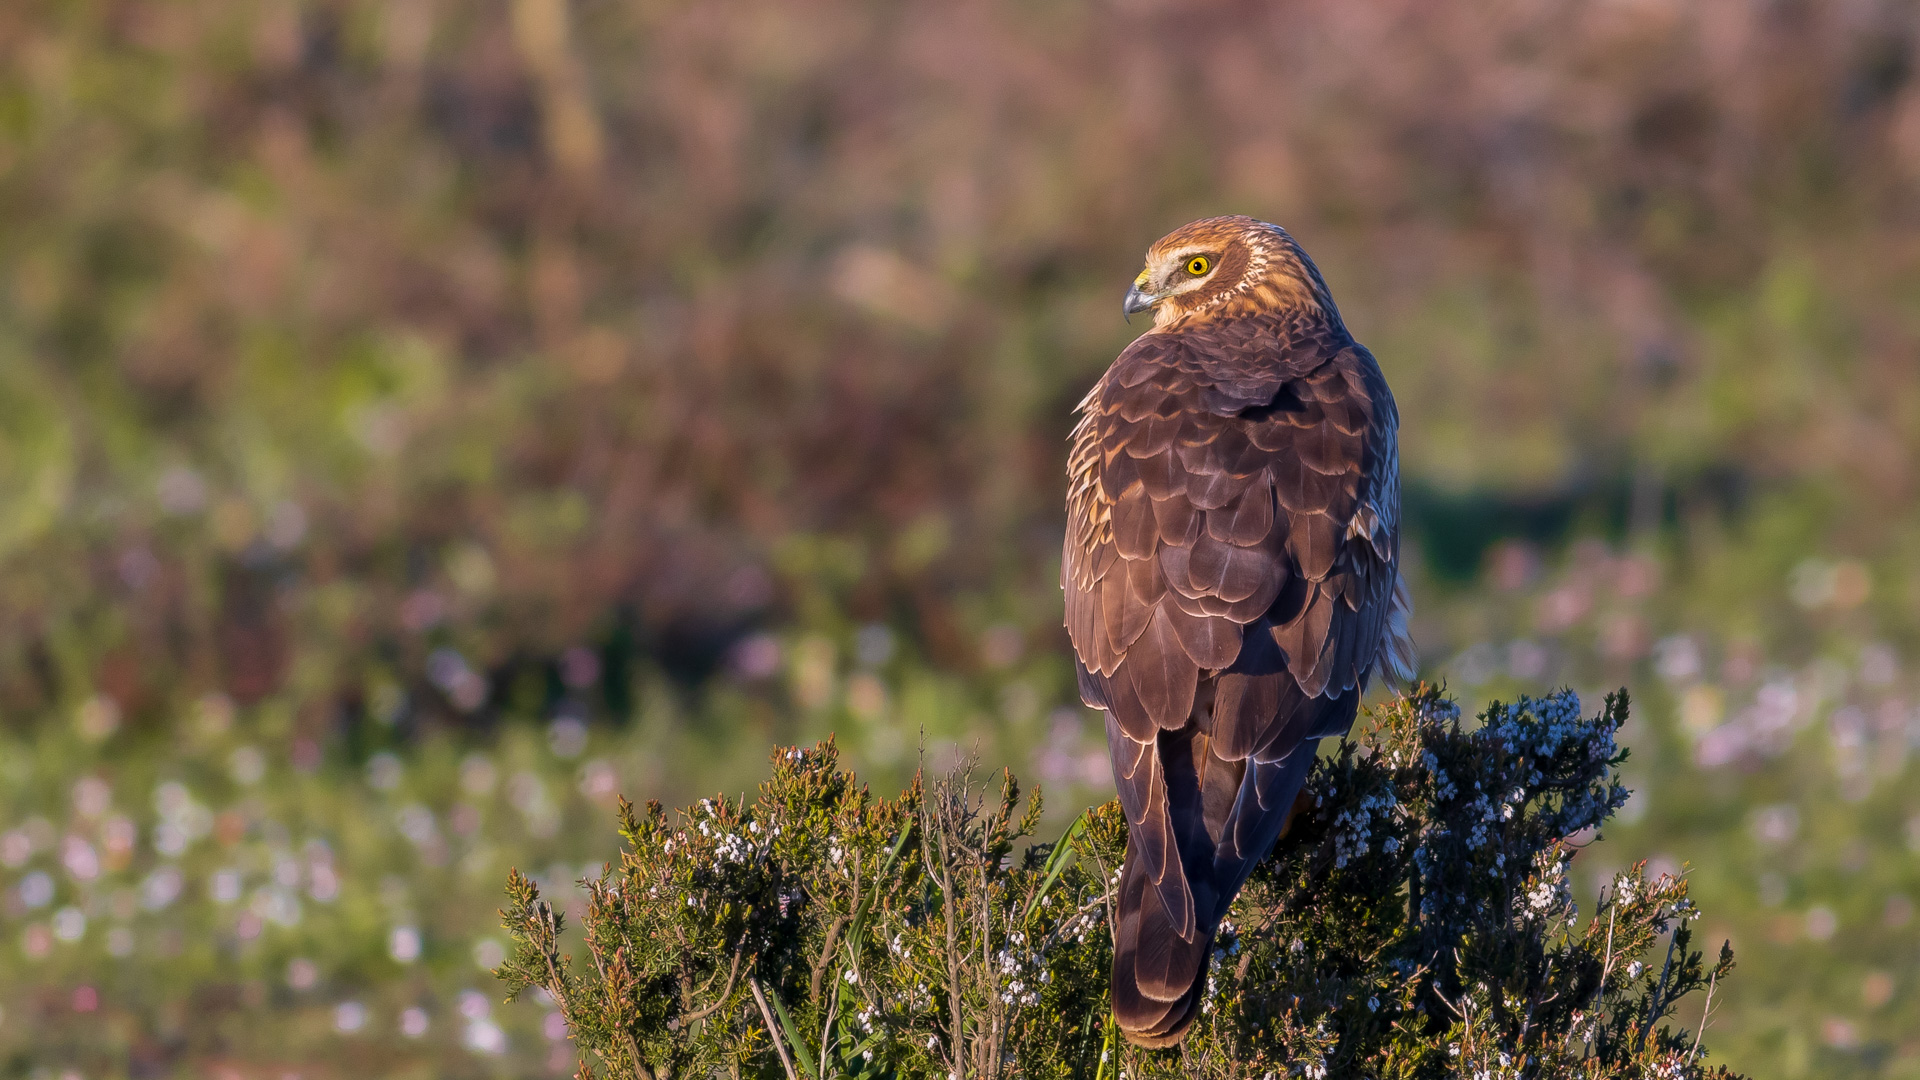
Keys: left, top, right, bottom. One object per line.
{"left": 749, "top": 974, "right": 801, "bottom": 1080}
{"left": 1598, "top": 908, "right": 1616, "bottom": 992}
{"left": 1084, "top": 824, "right": 1121, "bottom": 1080}
{"left": 621, "top": 1026, "right": 649, "bottom": 1080}
{"left": 924, "top": 783, "right": 968, "bottom": 1080}
{"left": 809, "top": 916, "right": 851, "bottom": 1002}
{"left": 1689, "top": 968, "right": 1719, "bottom": 1063}
{"left": 1570, "top": 906, "right": 1617, "bottom": 1053}
{"left": 677, "top": 943, "right": 746, "bottom": 1027}
{"left": 1035, "top": 892, "right": 1107, "bottom": 955}
{"left": 1517, "top": 956, "right": 1552, "bottom": 1049}
{"left": 978, "top": 798, "right": 998, "bottom": 1080}
{"left": 533, "top": 902, "right": 577, "bottom": 1028}
{"left": 819, "top": 976, "right": 839, "bottom": 1080}
{"left": 1636, "top": 925, "right": 1681, "bottom": 1053}
{"left": 1085, "top": 836, "right": 1118, "bottom": 957}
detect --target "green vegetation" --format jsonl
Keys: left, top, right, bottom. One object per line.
{"left": 502, "top": 689, "right": 1746, "bottom": 1079}
{"left": 1, "top": 0, "right": 1919, "bottom": 1075}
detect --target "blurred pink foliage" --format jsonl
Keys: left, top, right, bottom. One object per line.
{"left": 0, "top": 0, "right": 1916, "bottom": 724}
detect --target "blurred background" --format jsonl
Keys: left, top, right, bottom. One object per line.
{"left": 1, "top": 0, "right": 1918, "bottom": 1076}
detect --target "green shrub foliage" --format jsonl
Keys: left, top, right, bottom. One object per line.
{"left": 499, "top": 688, "right": 1743, "bottom": 1079}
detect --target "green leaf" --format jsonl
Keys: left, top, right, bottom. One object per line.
{"left": 764, "top": 980, "right": 821, "bottom": 1080}
{"left": 1094, "top": 1007, "right": 1117, "bottom": 1080}
{"left": 843, "top": 822, "right": 914, "bottom": 972}
{"left": 1025, "top": 810, "right": 1087, "bottom": 925}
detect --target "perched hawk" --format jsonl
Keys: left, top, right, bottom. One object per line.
{"left": 1063, "top": 216, "right": 1415, "bottom": 1046}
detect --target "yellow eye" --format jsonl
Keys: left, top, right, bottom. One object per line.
{"left": 1185, "top": 256, "right": 1212, "bottom": 276}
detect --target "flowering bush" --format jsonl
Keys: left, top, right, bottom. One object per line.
{"left": 501, "top": 688, "right": 1745, "bottom": 1079}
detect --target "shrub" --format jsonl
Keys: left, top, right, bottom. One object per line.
{"left": 499, "top": 687, "right": 1744, "bottom": 1079}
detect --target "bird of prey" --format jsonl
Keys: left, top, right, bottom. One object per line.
{"left": 1063, "top": 216, "right": 1415, "bottom": 1046}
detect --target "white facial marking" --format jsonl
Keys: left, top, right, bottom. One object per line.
{"left": 1139, "top": 222, "right": 1301, "bottom": 329}
{"left": 1154, "top": 244, "right": 1217, "bottom": 293}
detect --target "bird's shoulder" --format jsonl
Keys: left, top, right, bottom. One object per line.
{"left": 1088, "top": 312, "right": 1386, "bottom": 428}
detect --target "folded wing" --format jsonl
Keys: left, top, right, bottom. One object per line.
{"left": 1064, "top": 319, "right": 1402, "bottom": 1043}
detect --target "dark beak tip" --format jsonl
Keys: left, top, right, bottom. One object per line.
{"left": 1123, "top": 284, "right": 1154, "bottom": 322}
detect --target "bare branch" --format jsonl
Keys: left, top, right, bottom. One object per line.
{"left": 748, "top": 974, "right": 801, "bottom": 1080}
{"left": 676, "top": 943, "right": 746, "bottom": 1028}
{"left": 1690, "top": 967, "right": 1720, "bottom": 1063}
{"left": 1636, "top": 924, "right": 1681, "bottom": 1053}
{"left": 809, "top": 916, "right": 851, "bottom": 1003}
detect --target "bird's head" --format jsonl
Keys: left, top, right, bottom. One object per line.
{"left": 1122, "top": 215, "right": 1340, "bottom": 332}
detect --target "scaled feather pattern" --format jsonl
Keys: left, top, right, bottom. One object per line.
{"left": 1063, "top": 216, "right": 1415, "bottom": 1046}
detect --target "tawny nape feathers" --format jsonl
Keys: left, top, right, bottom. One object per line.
{"left": 1064, "top": 216, "right": 1415, "bottom": 1047}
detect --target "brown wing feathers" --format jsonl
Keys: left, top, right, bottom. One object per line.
{"left": 1065, "top": 302, "right": 1400, "bottom": 1046}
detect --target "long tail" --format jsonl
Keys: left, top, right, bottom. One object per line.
{"left": 1109, "top": 725, "right": 1328, "bottom": 1047}
{"left": 1110, "top": 831, "right": 1215, "bottom": 1046}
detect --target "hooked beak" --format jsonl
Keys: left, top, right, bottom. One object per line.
{"left": 1123, "top": 282, "right": 1158, "bottom": 323}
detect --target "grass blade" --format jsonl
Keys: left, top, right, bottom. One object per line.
{"left": 764, "top": 980, "right": 821, "bottom": 1080}
{"left": 1094, "top": 1006, "right": 1117, "bottom": 1080}
{"left": 843, "top": 823, "right": 913, "bottom": 971}
{"left": 1025, "top": 811, "right": 1087, "bottom": 925}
